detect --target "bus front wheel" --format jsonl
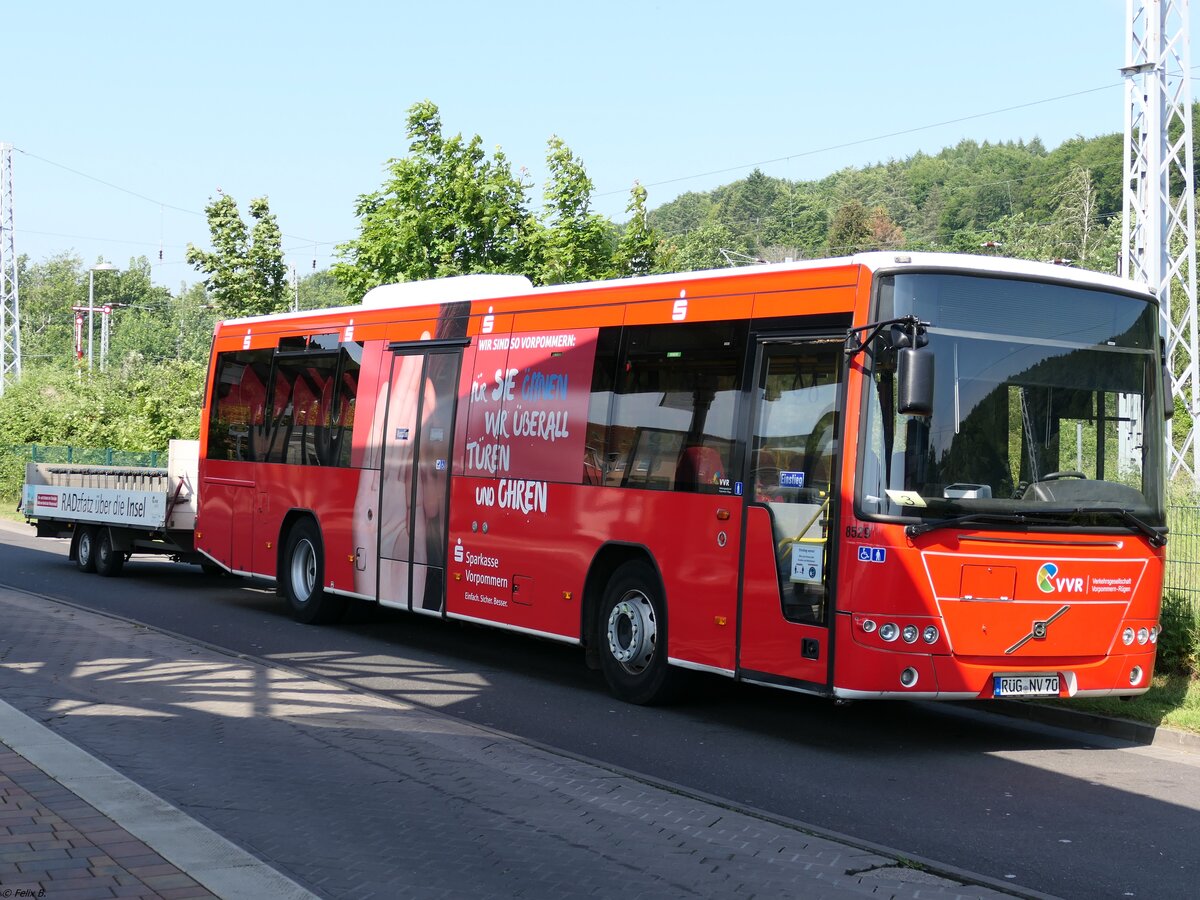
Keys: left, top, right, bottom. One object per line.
{"left": 598, "top": 560, "right": 684, "bottom": 705}
{"left": 282, "top": 519, "right": 345, "bottom": 625}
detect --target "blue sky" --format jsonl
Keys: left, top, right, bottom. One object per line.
{"left": 4, "top": 1, "right": 1183, "bottom": 287}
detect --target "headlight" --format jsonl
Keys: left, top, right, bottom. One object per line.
{"left": 902, "top": 625, "right": 919, "bottom": 644}
{"left": 879, "top": 623, "right": 899, "bottom": 642}
{"left": 861, "top": 619, "right": 877, "bottom": 634}
{"left": 1122, "top": 627, "right": 1135, "bottom": 646}
{"left": 922, "top": 625, "right": 939, "bottom": 644}
{"left": 1137, "top": 627, "right": 1150, "bottom": 646}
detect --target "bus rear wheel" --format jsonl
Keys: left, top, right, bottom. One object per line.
{"left": 75, "top": 526, "right": 97, "bottom": 573}
{"left": 282, "top": 519, "right": 345, "bottom": 625}
{"left": 598, "top": 559, "right": 684, "bottom": 705}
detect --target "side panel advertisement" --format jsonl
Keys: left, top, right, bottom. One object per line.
{"left": 461, "top": 328, "right": 598, "bottom": 486}
{"left": 446, "top": 327, "right": 599, "bottom": 631}
{"left": 24, "top": 485, "right": 167, "bottom": 529}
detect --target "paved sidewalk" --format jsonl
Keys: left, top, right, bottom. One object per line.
{"left": 0, "top": 584, "right": 1031, "bottom": 900}
{"left": 1, "top": 741, "right": 220, "bottom": 899}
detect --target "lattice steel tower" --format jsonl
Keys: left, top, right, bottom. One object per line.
{"left": 0, "top": 143, "right": 19, "bottom": 396}
{"left": 1122, "top": 0, "right": 1199, "bottom": 485}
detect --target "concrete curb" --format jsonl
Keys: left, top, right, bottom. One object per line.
{"left": 984, "top": 699, "right": 1200, "bottom": 752}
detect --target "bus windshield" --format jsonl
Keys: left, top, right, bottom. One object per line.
{"left": 858, "top": 272, "right": 1166, "bottom": 528}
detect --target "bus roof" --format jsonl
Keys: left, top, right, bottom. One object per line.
{"left": 218, "top": 252, "right": 1153, "bottom": 328}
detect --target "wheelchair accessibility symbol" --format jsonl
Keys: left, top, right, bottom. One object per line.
{"left": 857, "top": 546, "right": 887, "bottom": 564}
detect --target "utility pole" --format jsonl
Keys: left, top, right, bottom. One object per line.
{"left": 0, "top": 142, "right": 20, "bottom": 396}
{"left": 100, "top": 304, "right": 112, "bottom": 371}
{"left": 1122, "top": 0, "right": 1199, "bottom": 486}
{"left": 87, "top": 263, "right": 116, "bottom": 371}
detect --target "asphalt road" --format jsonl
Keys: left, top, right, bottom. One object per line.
{"left": 1, "top": 523, "right": 1196, "bottom": 899}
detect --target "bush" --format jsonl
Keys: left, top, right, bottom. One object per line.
{"left": 0, "top": 361, "right": 204, "bottom": 500}
{"left": 1157, "top": 592, "right": 1199, "bottom": 677}
{"left": 0, "top": 448, "right": 24, "bottom": 507}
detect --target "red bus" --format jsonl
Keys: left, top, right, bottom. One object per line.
{"left": 197, "top": 252, "right": 1168, "bottom": 704}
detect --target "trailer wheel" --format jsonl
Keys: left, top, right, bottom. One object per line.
{"left": 281, "top": 518, "right": 345, "bottom": 625}
{"left": 598, "top": 559, "right": 686, "bottom": 705}
{"left": 95, "top": 528, "right": 125, "bottom": 577}
{"left": 75, "top": 526, "right": 98, "bottom": 573}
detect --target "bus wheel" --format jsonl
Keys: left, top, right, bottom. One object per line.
{"left": 598, "top": 560, "right": 684, "bottom": 705}
{"left": 282, "top": 519, "right": 345, "bottom": 625}
{"left": 75, "top": 526, "right": 98, "bottom": 573}
{"left": 95, "top": 528, "right": 125, "bottom": 577}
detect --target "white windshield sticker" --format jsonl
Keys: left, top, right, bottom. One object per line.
{"left": 885, "top": 489, "right": 927, "bottom": 508}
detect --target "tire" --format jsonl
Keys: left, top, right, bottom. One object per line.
{"left": 598, "top": 559, "right": 685, "bottom": 705}
{"left": 281, "top": 518, "right": 345, "bottom": 625}
{"left": 94, "top": 528, "right": 126, "bottom": 577}
{"left": 75, "top": 526, "right": 98, "bottom": 573}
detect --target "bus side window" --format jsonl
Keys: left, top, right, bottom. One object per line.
{"left": 265, "top": 352, "right": 341, "bottom": 466}
{"left": 611, "top": 321, "right": 746, "bottom": 493}
{"left": 331, "top": 351, "right": 360, "bottom": 468}
{"left": 312, "top": 344, "right": 361, "bottom": 468}
{"left": 584, "top": 326, "right": 621, "bottom": 485}
{"left": 675, "top": 445, "right": 727, "bottom": 492}
{"left": 208, "top": 349, "right": 272, "bottom": 462}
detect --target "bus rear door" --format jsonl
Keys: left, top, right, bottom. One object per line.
{"left": 737, "top": 336, "right": 842, "bottom": 691}
{"left": 376, "top": 345, "right": 463, "bottom": 615}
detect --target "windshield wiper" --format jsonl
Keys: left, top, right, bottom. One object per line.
{"left": 905, "top": 512, "right": 1045, "bottom": 539}
{"left": 1037, "top": 506, "right": 1167, "bottom": 548}
{"left": 906, "top": 507, "right": 1167, "bottom": 547}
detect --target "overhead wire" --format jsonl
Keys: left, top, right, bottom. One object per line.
{"left": 11, "top": 146, "right": 332, "bottom": 248}
{"left": 596, "top": 82, "right": 1128, "bottom": 199}
{"left": 10, "top": 72, "right": 1191, "bottom": 260}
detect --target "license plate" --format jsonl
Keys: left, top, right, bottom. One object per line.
{"left": 994, "top": 673, "right": 1060, "bottom": 697}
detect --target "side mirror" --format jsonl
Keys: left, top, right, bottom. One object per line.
{"left": 897, "top": 346, "right": 934, "bottom": 417}
{"left": 1161, "top": 339, "right": 1174, "bottom": 421}
{"left": 1163, "top": 363, "right": 1174, "bottom": 420}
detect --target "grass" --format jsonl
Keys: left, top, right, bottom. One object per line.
{"left": 1, "top": 494, "right": 24, "bottom": 524}
{"left": 1049, "top": 674, "right": 1200, "bottom": 734}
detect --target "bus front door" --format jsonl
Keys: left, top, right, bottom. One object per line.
{"left": 737, "top": 337, "right": 841, "bottom": 690}
{"left": 377, "top": 347, "right": 461, "bottom": 615}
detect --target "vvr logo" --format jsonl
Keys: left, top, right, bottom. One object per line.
{"left": 1036, "top": 562, "right": 1084, "bottom": 594}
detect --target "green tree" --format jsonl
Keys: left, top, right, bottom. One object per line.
{"left": 647, "top": 191, "right": 712, "bottom": 237}
{"left": 715, "top": 169, "right": 784, "bottom": 253}
{"left": 981, "top": 167, "right": 1120, "bottom": 273}
{"left": 186, "top": 194, "right": 287, "bottom": 318}
{"left": 297, "top": 270, "right": 350, "bottom": 311}
{"left": 104, "top": 257, "right": 178, "bottom": 366}
{"left": 531, "top": 136, "right": 615, "bottom": 285}
{"left": 827, "top": 199, "right": 872, "bottom": 255}
{"left": 333, "top": 100, "right": 534, "bottom": 299}
{"left": 613, "top": 182, "right": 663, "bottom": 276}
{"left": 16, "top": 252, "right": 85, "bottom": 367}
{"left": 668, "top": 222, "right": 743, "bottom": 271}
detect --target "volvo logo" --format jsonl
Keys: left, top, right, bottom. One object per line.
{"left": 1005, "top": 605, "right": 1071, "bottom": 654}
